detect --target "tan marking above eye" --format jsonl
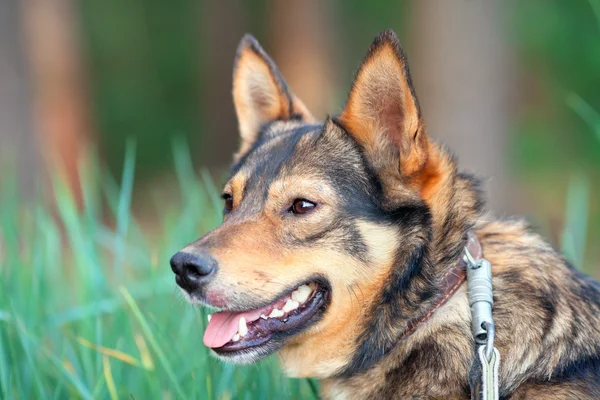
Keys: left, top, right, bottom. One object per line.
{"left": 267, "top": 177, "right": 337, "bottom": 208}
{"left": 224, "top": 173, "right": 249, "bottom": 208}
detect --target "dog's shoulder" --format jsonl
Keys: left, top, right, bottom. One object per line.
{"left": 509, "top": 371, "right": 600, "bottom": 400}
{"left": 477, "top": 217, "right": 600, "bottom": 397}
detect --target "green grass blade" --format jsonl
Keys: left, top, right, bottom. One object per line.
{"left": 44, "top": 350, "right": 94, "bottom": 400}
{"left": 13, "top": 316, "right": 96, "bottom": 399}
{"left": 114, "top": 140, "right": 137, "bottom": 283}
{"left": 561, "top": 173, "right": 590, "bottom": 270}
{"left": 566, "top": 93, "right": 600, "bottom": 142}
{"left": 120, "top": 287, "right": 187, "bottom": 399}
{"left": 172, "top": 136, "right": 198, "bottom": 202}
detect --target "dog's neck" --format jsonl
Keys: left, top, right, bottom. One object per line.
{"left": 322, "top": 153, "right": 485, "bottom": 398}
{"left": 337, "top": 147, "right": 484, "bottom": 373}
{"left": 401, "top": 231, "right": 481, "bottom": 341}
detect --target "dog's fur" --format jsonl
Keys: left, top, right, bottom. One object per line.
{"left": 174, "top": 30, "right": 600, "bottom": 399}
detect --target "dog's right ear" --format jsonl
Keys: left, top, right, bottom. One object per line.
{"left": 232, "top": 34, "right": 314, "bottom": 158}
{"left": 338, "top": 30, "right": 429, "bottom": 181}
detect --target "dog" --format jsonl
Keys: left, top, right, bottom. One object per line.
{"left": 170, "top": 30, "right": 600, "bottom": 399}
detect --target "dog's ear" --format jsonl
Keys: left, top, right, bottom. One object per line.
{"left": 338, "top": 30, "right": 429, "bottom": 180}
{"left": 232, "top": 34, "right": 314, "bottom": 157}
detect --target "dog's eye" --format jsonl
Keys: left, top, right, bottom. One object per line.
{"left": 222, "top": 194, "right": 233, "bottom": 212}
{"left": 290, "top": 199, "right": 316, "bottom": 215}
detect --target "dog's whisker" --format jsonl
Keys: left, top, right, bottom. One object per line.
{"left": 350, "top": 285, "right": 362, "bottom": 305}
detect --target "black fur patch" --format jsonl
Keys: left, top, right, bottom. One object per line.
{"left": 341, "top": 241, "right": 431, "bottom": 376}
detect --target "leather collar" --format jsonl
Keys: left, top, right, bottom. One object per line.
{"left": 401, "top": 231, "right": 482, "bottom": 340}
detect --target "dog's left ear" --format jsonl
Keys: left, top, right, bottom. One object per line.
{"left": 338, "top": 30, "right": 429, "bottom": 180}
{"left": 232, "top": 34, "right": 315, "bottom": 158}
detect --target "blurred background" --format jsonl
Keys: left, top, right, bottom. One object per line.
{"left": 1, "top": 0, "right": 598, "bottom": 266}
{"left": 1, "top": 1, "right": 600, "bottom": 398}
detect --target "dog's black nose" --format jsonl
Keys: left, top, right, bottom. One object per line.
{"left": 170, "top": 251, "right": 217, "bottom": 291}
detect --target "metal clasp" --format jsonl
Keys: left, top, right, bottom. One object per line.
{"left": 464, "top": 246, "right": 495, "bottom": 362}
{"left": 465, "top": 241, "right": 500, "bottom": 399}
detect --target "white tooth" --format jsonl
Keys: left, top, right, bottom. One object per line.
{"left": 260, "top": 314, "right": 268, "bottom": 320}
{"left": 282, "top": 298, "right": 299, "bottom": 313}
{"left": 291, "top": 291, "right": 301, "bottom": 302}
{"left": 269, "top": 308, "right": 285, "bottom": 318}
{"left": 207, "top": 314, "right": 212, "bottom": 322}
{"left": 238, "top": 317, "right": 248, "bottom": 337}
{"left": 232, "top": 334, "right": 240, "bottom": 342}
{"left": 292, "top": 284, "right": 312, "bottom": 304}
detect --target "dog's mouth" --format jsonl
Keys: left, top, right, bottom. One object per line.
{"left": 204, "top": 281, "right": 329, "bottom": 356}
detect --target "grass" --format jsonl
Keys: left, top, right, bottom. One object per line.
{"left": 0, "top": 140, "right": 319, "bottom": 399}
{"left": 562, "top": 92, "right": 600, "bottom": 273}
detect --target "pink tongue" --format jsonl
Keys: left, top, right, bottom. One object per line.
{"left": 203, "top": 312, "right": 239, "bottom": 348}
{"left": 203, "top": 308, "right": 265, "bottom": 348}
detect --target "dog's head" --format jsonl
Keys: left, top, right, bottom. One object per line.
{"left": 170, "top": 30, "right": 461, "bottom": 378}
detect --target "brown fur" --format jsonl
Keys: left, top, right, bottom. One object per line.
{"left": 321, "top": 219, "right": 600, "bottom": 399}
{"left": 172, "top": 30, "right": 600, "bottom": 399}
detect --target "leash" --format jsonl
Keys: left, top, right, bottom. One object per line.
{"left": 464, "top": 232, "right": 500, "bottom": 400}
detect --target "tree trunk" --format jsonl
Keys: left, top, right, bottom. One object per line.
{"left": 410, "top": 0, "right": 513, "bottom": 212}
{"left": 267, "top": 0, "right": 338, "bottom": 120}
{"left": 21, "top": 0, "right": 92, "bottom": 204}
{"left": 0, "top": 0, "right": 38, "bottom": 194}
{"left": 199, "top": 1, "right": 247, "bottom": 168}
